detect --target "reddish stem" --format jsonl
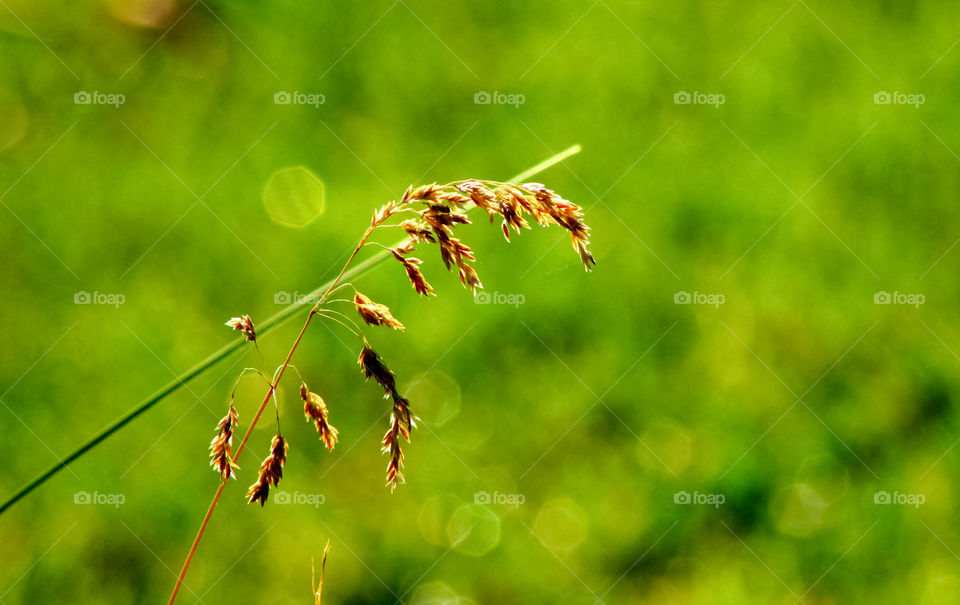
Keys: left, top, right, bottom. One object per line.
{"left": 168, "top": 224, "right": 379, "bottom": 605}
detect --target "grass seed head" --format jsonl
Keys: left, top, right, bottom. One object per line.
{"left": 399, "top": 219, "right": 436, "bottom": 243}
{"left": 246, "top": 433, "right": 288, "bottom": 506}
{"left": 300, "top": 383, "right": 339, "bottom": 451}
{"left": 390, "top": 249, "right": 435, "bottom": 296}
{"left": 357, "top": 345, "right": 397, "bottom": 395}
{"left": 225, "top": 315, "right": 256, "bottom": 342}
{"left": 209, "top": 405, "right": 240, "bottom": 480}
{"left": 354, "top": 292, "right": 405, "bottom": 330}
{"left": 381, "top": 396, "right": 416, "bottom": 492}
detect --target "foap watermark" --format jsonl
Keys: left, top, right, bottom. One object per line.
{"left": 474, "top": 91, "right": 525, "bottom": 107}
{"left": 274, "top": 290, "right": 321, "bottom": 305}
{"left": 273, "top": 491, "right": 325, "bottom": 507}
{"left": 874, "top": 490, "right": 925, "bottom": 508}
{"left": 674, "top": 90, "right": 725, "bottom": 108}
{"left": 74, "top": 91, "right": 125, "bottom": 107}
{"left": 674, "top": 490, "right": 725, "bottom": 508}
{"left": 74, "top": 491, "right": 125, "bottom": 507}
{"left": 474, "top": 490, "right": 525, "bottom": 508}
{"left": 674, "top": 291, "right": 725, "bottom": 308}
{"left": 474, "top": 290, "right": 525, "bottom": 307}
{"left": 74, "top": 291, "right": 125, "bottom": 307}
{"left": 874, "top": 91, "right": 925, "bottom": 108}
{"left": 274, "top": 91, "right": 325, "bottom": 108}
{"left": 874, "top": 291, "right": 924, "bottom": 308}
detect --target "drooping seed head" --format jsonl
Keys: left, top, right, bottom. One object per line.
{"left": 209, "top": 405, "right": 240, "bottom": 480}
{"left": 246, "top": 433, "right": 288, "bottom": 506}
{"left": 399, "top": 219, "right": 436, "bottom": 244}
{"left": 381, "top": 396, "right": 416, "bottom": 492}
{"left": 358, "top": 345, "right": 397, "bottom": 396}
{"left": 300, "top": 383, "right": 339, "bottom": 451}
{"left": 421, "top": 204, "right": 470, "bottom": 235}
{"left": 354, "top": 292, "right": 405, "bottom": 330}
{"left": 390, "top": 249, "right": 435, "bottom": 296}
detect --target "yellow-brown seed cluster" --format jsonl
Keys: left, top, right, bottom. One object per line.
{"left": 385, "top": 179, "right": 595, "bottom": 302}
{"left": 209, "top": 405, "right": 240, "bottom": 480}
{"left": 353, "top": 292, "right": 404, "bottom": 330}
{"left": 518, "top": 182, "right": 595, "bottom": 269}
{"left": 358, "top": 345, "right": 417, "bottom": 492}
{"left": 215, "top": 179, "right": 592, "bottom": 500}
{"left": 246, "top": 433, "right": 288, "bottom": 506}
{"left": 390, "top": 249, "right": 435, "bottom": 297}
{"left": 225, "top": 314, "right": 257, "bottom": 342}
{"left": 300, "top": 383, "right": 339, "bottom": 451}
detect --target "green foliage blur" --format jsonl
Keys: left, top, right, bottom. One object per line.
{"left": 2, "top": 1, "right": 960, "bottom": 603}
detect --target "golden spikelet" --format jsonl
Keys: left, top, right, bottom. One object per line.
{"left": 371, "top": 200, "right": 399, "bottom": 227}
{"left": 225, "top": 315, "right": 256, "bottom": 342}
{"left": 519, "top": 182, "right": 595, "bottom": 270}
{"left": 456, "top": 180, "right": 498, "bottom": 216}
{"left": 390, "top": 249, "right": 435, "bottom": 296}
{"left": 209, "top": 405, "right": 240, "bottom": 480}
{"left": 382, "top": 396, "right": 416, "bottom": 492}
{"left": 408, "top": 183, "right": 440, "bottom": 200}
{"left": 246, "top": 433, "right": 288, "bottom": 507}
{"left": 399, "top": 219, "right": 436, "bottom": 243}
{"left": 353, "top": 292, "right": 404, "bottom": 330}
{"left": 421, "top": 203, "right": 470, "bottom": 233}
{"left": 300, "top": 383, "right": 339, "bottom": 451}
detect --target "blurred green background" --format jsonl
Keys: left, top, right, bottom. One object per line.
{"left": 2, "top": 0, "right": 960, "bottom": 603}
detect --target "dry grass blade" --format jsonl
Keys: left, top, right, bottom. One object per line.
{"left": 312, "top": 540, "right": 332, "bottom": 604}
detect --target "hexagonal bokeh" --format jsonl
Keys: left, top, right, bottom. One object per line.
{"left": 262, "top": 165, "right": 326, "bottom": 228}
{"left": 534, "top": 498, "right": 588, "bottom": 552}
{"left": 446, "top": 504, "right": 501, "bottom": 556}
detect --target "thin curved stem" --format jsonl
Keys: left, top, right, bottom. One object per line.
{"left": 168, "top": 310, "right": 316, "bottom": 605}
{"left": 315, "top": 314, "right": 363, "bottom": 339}
{"left": 323, "top": 282, "right": 357, "bottom": 301}
{"left": 362, "top": 241, "right": 395, "bottom": 252}
{"left": 316, "top": 308, "right": 364, "bottom": 336}
{"left": 169, "top": 223, "right": 382, "bottom": 604}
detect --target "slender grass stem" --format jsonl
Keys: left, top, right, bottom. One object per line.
{"left": 169, "top": 218, "right": 384, "bottom": 603}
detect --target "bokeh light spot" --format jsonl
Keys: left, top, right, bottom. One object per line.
{"left": 405, "top": 372, "right": 461, "bottom": 427}
{"left": 409, "top": 581, "right": 474, "bottom": 604}
{"left": 418, "top": 494, "right": 462, "bottom": 546}
{"left": 534, "top": 498, "right": 588, "bottom": 551}
{"left": 772, "top": 482, "right": 828, "bottom": 537}
{"left": 263, "top": 165, "right": 326, "bottom": 228}
{"left": 922, "top": 574, "right": 960, "bottom": 605}
{"left": 107, "top": 0, "right": 177, "bottom": 29}
{"left": 446, "top": 504, "right": 500, "bottom": 556}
